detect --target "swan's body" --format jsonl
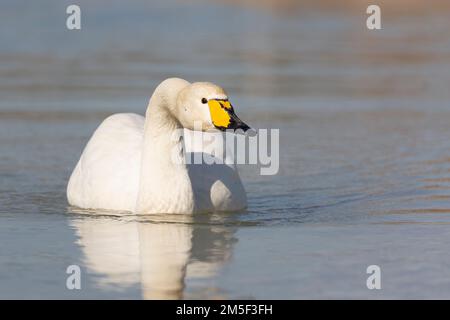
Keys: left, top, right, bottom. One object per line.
{"left": 67, "top": 78, "right": 249, "bottom": 214}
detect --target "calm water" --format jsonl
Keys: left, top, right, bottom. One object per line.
{"left": 1, "top": 0, "right": 450, "bottom": 299}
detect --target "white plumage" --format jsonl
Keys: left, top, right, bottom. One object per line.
{"left": 67, "top": 78, "right": 248, "bottom": 214}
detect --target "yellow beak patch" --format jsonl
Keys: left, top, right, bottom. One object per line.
{"left": 208, "top": 100, "right": 232, "bottom": 128}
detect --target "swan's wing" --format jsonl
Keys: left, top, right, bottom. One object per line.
{"left": 183, "top": 129, "right": 236, "bottom": 169}
{"left": 183, "top": 129, "right": 247, "bottom": 212}
{"left": 67, "top": 113, "right": 145, "bottom": 212}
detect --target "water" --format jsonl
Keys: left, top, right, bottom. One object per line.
{"left": 1, "top": 0, "right": 450, "bottom": 299}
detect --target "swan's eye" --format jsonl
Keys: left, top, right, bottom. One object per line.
{"left": 201, "top": 98, "right": 208, "bottom": 104}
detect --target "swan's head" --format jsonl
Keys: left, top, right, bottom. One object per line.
{"left": 176, "top": 82, "right": 250, "bottom": 132}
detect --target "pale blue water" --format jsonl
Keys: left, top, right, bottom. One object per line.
{"left": 1, "top": 0, "right": 450, "bottom": 299}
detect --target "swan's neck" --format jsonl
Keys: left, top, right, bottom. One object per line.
{"left": 135, "top": 87, "right": 194, "bottom": 214}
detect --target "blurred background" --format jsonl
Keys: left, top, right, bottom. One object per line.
{"left": 1, "top": 0, "right": 450, "bottom": 299}
{"left": 2, "top": 0, "right": 450, "bottom": 113}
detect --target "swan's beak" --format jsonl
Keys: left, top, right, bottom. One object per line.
{"left": 208, "top": 99, "right": 251, "bottom": 132}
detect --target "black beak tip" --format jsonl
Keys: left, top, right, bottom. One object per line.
{"left": 238, "top": 123, "right": 251, "bottom": 132}
{"left": 233, "top": 122, "right": 255, "bottom": 135}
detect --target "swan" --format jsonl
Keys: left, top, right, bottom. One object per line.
{"left": 67, "top": 78, "right": 250, "bottom": 214}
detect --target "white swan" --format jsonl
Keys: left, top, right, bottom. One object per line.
{"left": 67, "top": 78, "right": 250, "bottom": 214}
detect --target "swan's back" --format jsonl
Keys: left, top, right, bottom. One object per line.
{"left": 67, "top": 113, "right": 145, "bottom": 212}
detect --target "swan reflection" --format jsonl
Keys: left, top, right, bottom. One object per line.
{"left": 69, "top": 213, "right": 237, "bottom": 299}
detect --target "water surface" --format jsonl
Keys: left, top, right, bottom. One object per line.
{"left": 1, "top": 0, "right": 450, "bottom": 299}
